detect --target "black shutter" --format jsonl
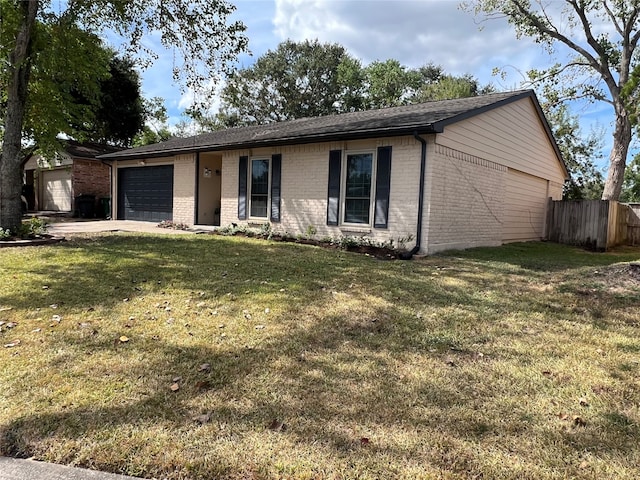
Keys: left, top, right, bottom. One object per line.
{"left": 238, "top": 156, "right": 248, "bottom": 220}
{"left": 270, "top": 154, "right": 282, "bottom": 222}
{"left": 327, "top": 150, "right": 342, "bottom": 226}
{"left": 374, "top": 146, "right": 392, "bottom": 229}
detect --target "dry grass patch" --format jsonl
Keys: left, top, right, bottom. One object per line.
{"left": 1, "top": 235, "right": 639, "bottom": 479}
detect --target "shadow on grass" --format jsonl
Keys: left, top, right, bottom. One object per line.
{"left": 1, "top": 235, "right": 639, "bottom": 478}
{"left": 443, "top": 241, "right": 640, "bottom": 272}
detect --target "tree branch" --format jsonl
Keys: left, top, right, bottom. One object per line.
{"left": 510, "top": 0, "right": 618, "bottom": 97}
{"left": 602, "top": 0, "right": 624, "bottom": 37}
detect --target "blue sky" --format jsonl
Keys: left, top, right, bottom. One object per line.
{"left": 135, "top": 0, "right": 616, "bottom": 167}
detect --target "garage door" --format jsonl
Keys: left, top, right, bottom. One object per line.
{"left": 503, "top": 169, "right": 548, "bottom": 242}
{"left": 117, "top": 166, "right": 174, "bottom": 222}
{"left": 42, "top": 168, "right": 72, "bottom": 211}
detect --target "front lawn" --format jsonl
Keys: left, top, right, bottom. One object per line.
{"left": 1, "top": 235, "right": 639, "bottom": 479}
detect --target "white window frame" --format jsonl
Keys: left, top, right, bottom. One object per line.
{"left": 340, "top": 150, "right": 377, "bottom": 227}
{"left": 248, "top": 157, "right": 271, "bottom": 220}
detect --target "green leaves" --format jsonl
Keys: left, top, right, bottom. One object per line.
{"left": 213, "top": 40, "right": 491, "bottom": 128}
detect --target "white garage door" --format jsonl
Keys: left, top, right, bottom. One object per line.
{"left": 42, "top": 169, "right": 72, "bottom": 211}
{"left": 503, "top": 169, "right": 548, "bottom": 242}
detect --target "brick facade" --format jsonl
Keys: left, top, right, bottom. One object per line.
{"left": 72, "top": 159, "right": 111, "bottom": 198}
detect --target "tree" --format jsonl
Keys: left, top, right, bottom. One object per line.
{"left": 543, "top": 103, "right": 604, "bottom": 199}
{"left": 362, "top": 59, "right": 419, "bottom": 108}
{"left": 214, "top": 40, "right": 493, "bottom": 129}
{"left": 621, "top": 154, "right": 640, "bottom": 202}
{"left": 217, "top": 40, "right": 360, "bottom": 127}
{"left": 411, "top": 64, "right": 495, "bottom": 102}
{"left": 0, "top": 0, "right": 248, "bottom": 232}
{"left": 133, "top": 97, "right": 174, "bottom": 147}
{"left": 89, "top": 56, "right": 145, "bottom": 147}
{"left": 465, "top": 0, "right": 640, "bottom": 201}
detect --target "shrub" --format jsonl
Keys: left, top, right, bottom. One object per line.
{"left": 18, "top": 218, "right": 48, "bottom": 238}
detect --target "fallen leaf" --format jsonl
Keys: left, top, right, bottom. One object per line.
{"left": 267, "top": 419, "right": 286, "bottom": 432}
{"left": 199, "top": 363, "right": 211, "bottom": 372}
{"left": 360, "top": 437, "right": 370, "bottom": 446}
{"left": 170, "top": 383, "right": 180, "bottom": 392}
{"left": 4, "top": 340, "right": 21, "bottom": 348}
{"left": 119, "top": 336, "right": 129, "bottom": 343}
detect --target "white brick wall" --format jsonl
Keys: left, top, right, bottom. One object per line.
{"left": 220, "top": 137, "right": 423, "bottom": 250}
{"left": 424, "top": 143, "right": 506, "bottom": 253}
{"left": 172, "top": 154, "right": 196, "bottom": 224}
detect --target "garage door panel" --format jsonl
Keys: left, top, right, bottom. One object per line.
{"left": 42, "top": 169, "right": 72, "bottom": 211}
{"left": 118, "top": 166, "right": 173, "bottom": 222}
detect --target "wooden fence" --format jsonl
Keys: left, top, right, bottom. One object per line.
{"left": 546, "top": 199, "right": 631, "bottom": 251}
{"left": 628, "top": 204, "right": 640, "bottom": 246}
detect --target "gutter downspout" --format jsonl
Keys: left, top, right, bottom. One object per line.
{"left": 400, "top": 132, "right": 427, "bottom": 259}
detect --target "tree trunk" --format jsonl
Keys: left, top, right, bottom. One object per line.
{"left": 0, "top": 1, "right": 39, "bottom": 232}
{"left": 602, "top": 100, "right": 632, "bottom": 201}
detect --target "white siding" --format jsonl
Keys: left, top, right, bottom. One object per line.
{"left": 436, "top": 97, "right": 567, "bottom": 184}
{"left": 503, "top": 169, "right": 548, "bottom": 242}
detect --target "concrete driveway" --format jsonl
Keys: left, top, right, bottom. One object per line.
{"left": 47, "top": 220, "right": 212, "bottom": 236}
{"left": 0, "top": 457, "right": 139, "bottom": 480}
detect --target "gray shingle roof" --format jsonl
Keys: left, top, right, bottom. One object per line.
{"left": 101, "top": 89, "right": 547, "bottom": 160}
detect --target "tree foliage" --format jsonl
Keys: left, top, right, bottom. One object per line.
{"left": 465, "top": 0, "right": 640, "bottom": 200}
{"left": 214, "top": 40, "right": 493, "bottom": 128}
{"left": 0, "top": 0, "right": 248, "bottom": 231}
{"left": 542, "top": 103, "right": 604, "bottom": 199}
{"left": 132, "top": 97, "right": 174, "bottom": 147}
{"left": 621, "top": 154, "right": 640, "bottom": 202}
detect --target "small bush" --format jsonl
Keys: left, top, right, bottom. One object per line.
{"left": 18, "top": 217, "right": 48, "bottom": 238}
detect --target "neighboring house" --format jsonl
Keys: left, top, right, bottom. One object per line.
{"left": 100, "top": 90, "right": 569, "bottom": 254}
{"left": 23, "top": 141, "right": 120, "bottom": 214}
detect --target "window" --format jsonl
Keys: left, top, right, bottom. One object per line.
{"left": 250, "top": 158, "right": 269, "bottom": 218}
{"left": 238, "top": 154, "right": 281, "bottom": 222}
{"left": 327, "top": 147, "right": 391, "bottom": 229}
{"left": 343, "top": 152, "right": 374, "bottom": 224}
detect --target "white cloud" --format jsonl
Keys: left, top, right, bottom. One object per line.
{"left": 272, "top": 0, "right": 546, "bottom": 86}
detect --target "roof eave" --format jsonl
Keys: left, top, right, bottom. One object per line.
{"left": 98, "top": 125, "right": 438, "bottom": 161}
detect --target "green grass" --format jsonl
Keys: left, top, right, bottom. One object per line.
{"left": 1, "top": 235, "right": 639, "bottom": 479}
